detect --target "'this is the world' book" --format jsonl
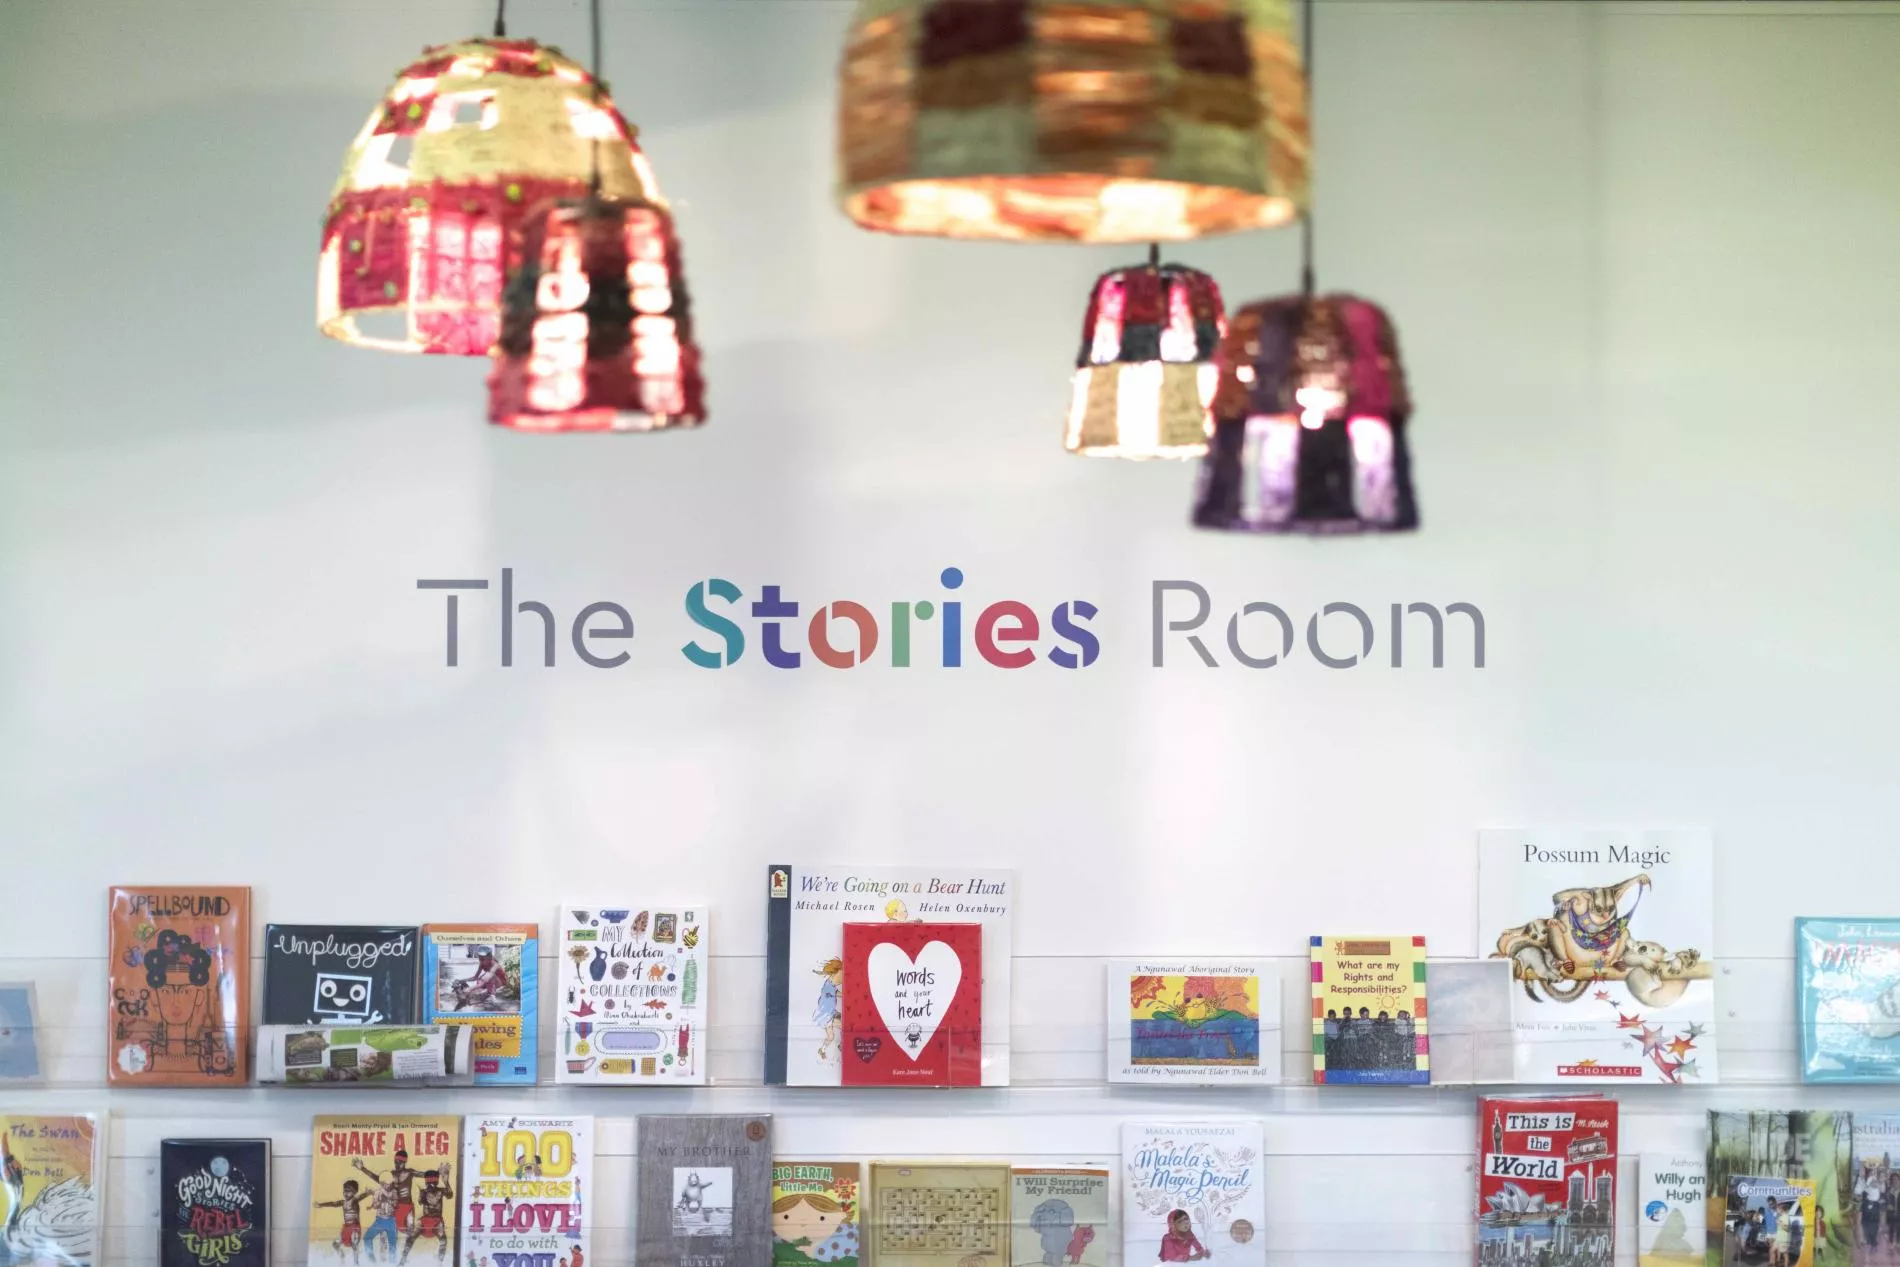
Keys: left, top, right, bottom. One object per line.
{"left": 1476, "top": 1097, "right": 1618, "bottom": 1267}
{"left": 160, "top": 1138, "right": 270, "bottom": 1267}
{"left": 107, "top": 886, "right": 250, "bottom": 1085}
{"left": 1310, "top": 934, "right": 1429, "bottom": 1085}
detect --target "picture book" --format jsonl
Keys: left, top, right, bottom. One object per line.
{"left": 1476, "top": 1097, "right": 1618, "bottom": 1267}
{"left": 1310, "top": 935, "right": 1429, "bottom": 1085}
{"left": 1706, "top": 1113, "right": 1853, "bottom": 1267}
{"left": 773, "top": 1160, "right": 860, "bottom": 1267}
{"left": 306, "top": 1115, "right": 459, "bottom": 1267}
{"left": 263, "top": 924, "right": 421, "bottom": 1026}
{"left": 867, "top": 1162, "right": 1011, "bottom": 1267}
{"left": 1478, "top": 829, "right": 1718, "bottom": 1085}
{"left": 423, "top": 922, "right": 539, "bottom": 1085}
{"left": 0, "top": 1114, "right": 103, "bottom": 1267}
{"left": 1012, "top": 1167, "right": 1108, "bottom": 1267}
{"left": 256, "top": 1023, "right": 472, "bottom": 1084}
{"left": 841, "top": 921, "right": 981, "bottom": 1086}
{"left": 1639, "top": 1154, "right": 1705, "bottom": 1267}
{"left": 1722, "top": 1176, "right": 1815, "bottom": 1267}
{"left": 636, "top": 1115, "right": 773, "bottom": 1267}
{"left": 557, "top": 904, "right": 707, "bottom": 1084}
{"left": 0, "top": 983, "right": 42, "bottom": 1083}
{"left": 462, "top": 1115, "right": 592, "bottom": 1265}
{"left": 159, "top": 1138, "right": 270, "bottom": 1267}
{"left": 1121, "top": 1122, "right": 1265, "bottom": 1267}
{"left": 1852, "top": 1114, "right": 1900, "bottom": 1266}
{"left": 766, "top": 864, "right": 1015, "bottom": 1086}
{"left": 107, "top": 885, "right": 250, "bottom": 1085}
{"left": 1104, "top": 959, "right": 1280, "bottom": 1085}
{"left": 1796, "top": 918, "right": 1900, "bottom": 1083}
{"left": 1426, "top": 960, "right": 1514, "bottom": 1086}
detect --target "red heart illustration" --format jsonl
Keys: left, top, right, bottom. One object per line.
{"left": 852, "top": 1035, "right": 882, "bottom": 1063}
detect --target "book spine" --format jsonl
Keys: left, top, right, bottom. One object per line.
{"left": 764, "top": 865, "right": 792, "bottom": 1084}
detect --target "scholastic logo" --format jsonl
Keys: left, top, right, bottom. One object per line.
{"left": 1557, "top": 1064, "right": 1644, "bottom": 1078}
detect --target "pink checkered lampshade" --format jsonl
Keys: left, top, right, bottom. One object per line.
{"left": 1065, "top": 262, "right": 1226, "bottom": 458}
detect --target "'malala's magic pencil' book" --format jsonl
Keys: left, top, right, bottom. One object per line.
{"left": 1121, "top": 1123, "right": 1264, "bottom": 1267}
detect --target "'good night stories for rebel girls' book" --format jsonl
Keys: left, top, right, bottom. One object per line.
{"left": 1121, "top": 1122, "right": 1265, "bottom": 1267}
{"left": 159, "top": 1138, "right": 270, "bottom": 1267}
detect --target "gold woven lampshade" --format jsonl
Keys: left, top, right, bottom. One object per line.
{"left": 318, "top": 37, "right": 663, "bottom": 354}
{"left": 837, "top": 0, "right": 1309, "bottom": 243}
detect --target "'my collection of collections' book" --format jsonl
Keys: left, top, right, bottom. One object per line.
{"left": 7, "top": 834, "right": 1900, "bottom": 1264}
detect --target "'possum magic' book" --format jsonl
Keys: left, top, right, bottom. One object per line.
{"left": 1479, "top": 829, "right": 1717, "bottom": 1085}
{"left": 1121, "top": 1123, "right": 1265, "bottom": 1267}
{"left": 765, "top": 865, "right": 1014, "bottom": 1086}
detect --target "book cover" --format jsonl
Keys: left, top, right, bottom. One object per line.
{"left": 1852, "top": 1114, "right": 1900, "bottom": 1266}
{"left": 765, "top": 865, "right": 1014, "bottom": 1086}
{"left": 1105, "top": 959, "right": 1280, "bottom": 1085}
{"left": 867, "top": 1162, "right": 1010, "bottom": 1267}
{"left": 0, "top": 1114, "right": 103, "bottom": 1266}
{"left": 557, "top": 904, "right": 707, "bottom": 1085}
{"left": 107, "top": 885, "right": 250, "bottom": 1085}
{"left": 463, "top": 1115, "right": 591, "bottom": 1265}
{"left": 1707, "top": 1113, "right": 1853, "bottom": 1267}
{"left": 306, "top": 1115, "right": 459, "bottom": 1267}
{"left": 263, "top": 925, "right": 421, "bottom": 1026}
{"left": 1310, "top": 935, "right": 1429, "bottom": 1085}
{"left": 1478, "top": 829, "right": 1718, "bottom": 1085}
{"left": 1121, "top": 1122, "right": 1264, "bottom": 1267}
{"left": 1012, "top": 1168, "right": 1108, "bottom": 1267}
{"left": 1639, "top": 1154, "right": 1705, "bottom": 1267}
{"left": 636, "top": 1115, "right": 773, "bottom": 1267}
{"left": 1426, "top": 960, "right": 1515, "bottom": 1086}
{"left": 840, "top": 921, "right": 981, "bottom": 1086}
{"left": 0, "top": 983, "right": 41, "bottom": 1083}
{"left": 160, "top": 1138, "right": 270, "bottom": 1267}
{"left": 256, "top": 1023, "right": 471, "bottom": 1084}
{"left": 423, "top": 923, "right": 539, "bottom": 1085}
{"left": 1723, "top": 1176, "right": 1816, "bottom": 1267}
{"left": 1476, "top": 1097, "right": 1618, "bottom": 1267}
{"left": 1797, "top": 918, "right": 1900, "bottom": 1083}
{"left": 773, "top": 1161, "right": 859, "bottom": 1267}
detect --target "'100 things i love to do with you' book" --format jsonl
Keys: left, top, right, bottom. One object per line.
{"left": 461, "top": 1114, "right": 592, "bottom": 1266}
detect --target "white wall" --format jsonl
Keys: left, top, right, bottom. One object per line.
{"left": 3, "top": 0, "right": 1900, "bottom": 1262}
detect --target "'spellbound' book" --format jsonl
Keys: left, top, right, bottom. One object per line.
{"left": 107, "top": 885, "right": 249, "bottom": 1085}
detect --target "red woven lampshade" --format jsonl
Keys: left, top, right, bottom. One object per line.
{"left": 1191, "top": 293, "right": 1416, "bottom": 532}
{"left": 1064, "top": 261, "right": 1225, "bottom": 458}
{"left": 317, "top": 37, "right": 662, "bottom": 355}
{"left": 487, "top": 196, "right": 706, "bottom": 432}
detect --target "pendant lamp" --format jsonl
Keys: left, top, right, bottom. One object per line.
{"left": 1191, "top": 293, "right": 1415, "bottom": 531}
{"left": 485, "top": 0, "right": 706, "bottom": 432}
{"left": 317, "top": 30, "right": 661, "bottom": 354}
{"left": 1064, "top": 251, "right": 1224, "bottom": 458}
{"left": 1191, "top": 0, "right": 1417, "bottom": 533}
{"left": 837, "top": 0, "right": 1309, "bottom": 243}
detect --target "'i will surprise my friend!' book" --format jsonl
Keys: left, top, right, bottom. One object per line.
{"left": 841, "top": 921, "right": 981, "bottom": 1086}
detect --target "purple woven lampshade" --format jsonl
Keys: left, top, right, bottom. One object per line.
{"left": 1064, "top": 262, "right": 1226, "bottom": 459}
{"left": 1191, "top": 293, "right": 1416, "bottom": 533}
{"left": 487, "top": 195, "right": 706, "bottom": 432}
